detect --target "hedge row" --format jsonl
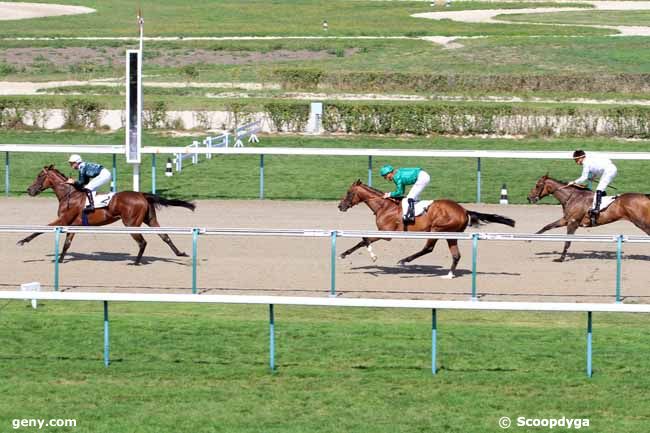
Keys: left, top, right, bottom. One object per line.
{"left": 272, "top": 68, "right": 650, "bottom": 94}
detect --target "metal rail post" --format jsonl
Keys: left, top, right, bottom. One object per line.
{"left": 476, "top": 157, "right": 481, "bottom": 204}
{"left": 104, "top": 301, "right": 110, "bottom": 367}
{"left": 4, "top": 151, "right": 8, "bottom": 196}
{"left": 192, "top": 228, "right": 199, "bottom": 294}
{"left": 330, "top": 231, "right": 337, "bottom": 297}
{"left": 260, "top": 154, "right": 265, "bottom": 200}
{"left": 54, "top": 227, "right": 62, "bottom": 291}
{"left": 616, "top": 235, "right": 623, "bottom": 303}
{"left": 587, "top": 311, "right": 593, "bottom": 377}
{"left": 111, "top": 154, "right": 117, "bottom": 192}
{"left": 471, "top": 233, "right": 479, "bottom": 301}
{"left": 269, "top": 304, "right": 275, "bottom": 372}
{"left": 368, "top": 156, "right": 373, "bottom": 186}
{"left": 431, "top": 309, "right": 437, "bottom": 375}
{"left": 151, "top": 154, "right": 156, "bottom": 194}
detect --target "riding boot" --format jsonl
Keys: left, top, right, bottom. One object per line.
{"left": 590, "top": 190, "right": 604, "bottom": 226}
{"left": 83, "top": 189, "right": 95, "bottom": 213}
{"left": 403, "top": 198, "right": 416, "bottom": 225}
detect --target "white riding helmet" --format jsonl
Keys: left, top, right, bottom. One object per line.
{"left": 68, "top": 154, "right": 82, "bottom": 164}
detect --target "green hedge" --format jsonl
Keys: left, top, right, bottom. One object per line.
{"left": 273, "top": 69, "right": 650, "bottom": 94}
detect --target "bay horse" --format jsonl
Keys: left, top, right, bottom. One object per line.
{"left": 337, "top": 180, "right": 515, "bottom": 278}
{"left": 17, "top": 165, "right": 196, "bottom": 265}
{"left": 528, "top": 174, "right": 650, "bottom": 262}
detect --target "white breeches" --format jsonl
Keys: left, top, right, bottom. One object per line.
{"left": 595, "top": 167, "right": 617, "bottom": 192}
{"left": 85, "top": 168, "right": 112, "bottom": 192}
{"left": 402, "top": 171, "right": 431, "bottom": 214}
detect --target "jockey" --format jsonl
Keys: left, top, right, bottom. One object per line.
{"left": 568, "top": 149, "right": 618, "bottom": 226}
{"left": 66, "top": 154, "right": 112, "bottom": 213}
{"left": 380, "top": 164, "right": 431, "bottom": 225}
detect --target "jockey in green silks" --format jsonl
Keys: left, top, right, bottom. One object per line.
{"left": 380, "top": 165, "right": 431, "bottom": 225}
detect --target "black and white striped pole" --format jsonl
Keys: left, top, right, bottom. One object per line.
{"left": 165, "top": 158, "right": 173, "bottom": 177}
{"left": 500, "top": 183, "right": 509, "bottom": 205}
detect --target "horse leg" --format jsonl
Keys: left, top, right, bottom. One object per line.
{"left": 58, "top": 233, "right": 76, "bottom": 263}
{"left": 17, "top": 216, "right": 71, "bottom": 246}
{"left": 440, "top": 239, "right": 461, "bottom": 279}
{"left": 535, "top": 217, "right": 567, "bottom": 234}
{"left": 146, "top": 214, "right": 188, "bottom": 257}
{"left": 398, "top": 239, "right": 437, "bottom": 266}
{"left": 340, "top": 237, "right": 383, "bottom": 262}
{"left": 130, "top": 234, "right": 147, "bottom": 265}
{"left": 555, "top": 223, "right": 579, "bottom": 262}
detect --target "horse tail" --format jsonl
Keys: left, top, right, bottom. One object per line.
{"left": 466, "top": 210, "right": 515, "bottom": 228}
{"left": 144, "top": 193, "right": 196, "bottom": 212}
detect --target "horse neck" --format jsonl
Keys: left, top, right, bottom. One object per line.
{"left": 47, "top": 172, "right": 74, "bottom": 200}
{"left": 547, "top": 179, "right": 576, "bottom": 204}
{"left": 358, "top": 186, "right": 394, "bottom": 215}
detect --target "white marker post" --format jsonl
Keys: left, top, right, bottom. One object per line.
{"left": 125, "top": 12, "right": 144, "bottom": 191}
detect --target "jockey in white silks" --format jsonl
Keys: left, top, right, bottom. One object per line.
{"left": 66, "top": 154, "right": 112, "bottom": 213}
{"left": 568, "top": 150, "right": 618, "bottom": 226}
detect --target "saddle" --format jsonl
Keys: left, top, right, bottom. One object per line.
{"left": 85, "top": 192, "right": 115, "bottom": 209}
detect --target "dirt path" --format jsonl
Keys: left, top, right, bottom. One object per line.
{"left": 0, "top": 2, "right": 94, "bottom": 20}
{"left": 1, "top": 198, "right": 648, "bottom": 303}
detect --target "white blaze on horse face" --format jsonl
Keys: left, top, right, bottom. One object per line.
{"left": 367, "top": 245, "right": 377, "bottom": 262}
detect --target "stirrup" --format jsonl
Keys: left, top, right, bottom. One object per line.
{"left": 83, "top": 205, "right": 95, "bottom": 214}
{"left": 589, "top": 210, "right": 598, "bottom": 226}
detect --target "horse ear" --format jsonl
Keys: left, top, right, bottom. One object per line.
{"left": 355, "top": 179, "right": 362, "bottom": 185}
{"left": 48, "top": 164, "right": 54, "bottom": 169}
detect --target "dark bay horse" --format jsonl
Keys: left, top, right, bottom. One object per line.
{"left": 337, "top": 180, "right": 515, "bottom": 278}
{"left": 17, "top": 165, "right": 196, "bottom": 265}
{"left": 528, "top": 174, "right": 650, "bottom": 262}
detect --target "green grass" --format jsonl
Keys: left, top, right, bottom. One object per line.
{"left": 0, "top": 301, "right": 649, "bottom": 432}
{"left": 0, "top": 1, "right": 600, "bottom": 38}
{"left": 2, "top": 131, "right": 650, "bottom": 203}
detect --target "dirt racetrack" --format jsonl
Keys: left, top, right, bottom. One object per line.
{"left": 1, "top": 197, "right": 648, "bottom": 303}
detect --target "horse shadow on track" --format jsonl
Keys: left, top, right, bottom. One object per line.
{"left": 24, "top": 251, "right": 190, "bottom": 266}
{"left": 347, "top": 264, "right": 519, "bottom": 279}
{"left": 535, "top": 250, "right": 650, "bottom": 262}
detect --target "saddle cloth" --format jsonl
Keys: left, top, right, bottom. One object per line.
{"left": 597, "top": 195, "right": 617, "bottom": 211}
{"left": 410, "top": 200, "right": 433, "bottom": 217}
{"left": 85, "top": 192, "right": 115, "bottom": 209}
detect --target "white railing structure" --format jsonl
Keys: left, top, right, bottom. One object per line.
{"left": 2, "top": 290, "right": 649, "bottom": 376}
{"left": 174, "top": 140, "right": 199, "bottom": 172}
{"left": 232, "top": 120, "right": 261, "bottom": 148}
{"left": 4, "top": 145, "right": 650, "bottom": 200}
{"left": 203, "top": 133, "right": 229, "bottom": 159}
{"left": 1, "top": 225, "right": 647, "bottom": 303}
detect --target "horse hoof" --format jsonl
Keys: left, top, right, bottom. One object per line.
{"left": 397, "top": 260, "right": 406, "bottom": 266}
{"left": 178, "top": 252, "right": 188, "bottom": 257}
{"left": 440, "top": 272, "right": 455, "bottom": 279}
{"left": 553, "top": 258, "right": 565, "bottom": 263}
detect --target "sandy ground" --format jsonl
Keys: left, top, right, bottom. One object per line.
{"left": 0, "top": 2, "right": 94, "bottom": 20}
{"left": 1, "top": 198, "right": 648, "bottom": 303}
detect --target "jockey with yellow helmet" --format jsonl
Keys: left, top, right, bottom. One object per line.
{"left": 380, "top": 164, "right": 431, "bottom": 225}
{"left": 66, "top": 154, "right": 112, "bottom": 212}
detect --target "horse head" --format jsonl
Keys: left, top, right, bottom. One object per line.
{"left": 338, "top": 179, "right": 365, "bottom": 212}
{"left": 27, "top": 165, "right": 66, "bottom": 196}
{"left": 527, "top": 174, "right": 554, "bottom": 204}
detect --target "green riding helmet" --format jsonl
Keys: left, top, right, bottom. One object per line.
{"left": 379, "top": 165, "right": 394, "bottom": 177}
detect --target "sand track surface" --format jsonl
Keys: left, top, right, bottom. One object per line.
{"left": 1, "top": 198, "right": 647, "bottom": 303}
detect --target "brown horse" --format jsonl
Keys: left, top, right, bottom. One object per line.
{"left": 337, "top": 180, "right": 515, "bottom": 278}
{"left": 528, "top": 174, "right": 650, "bottom": 262}
{"left": 17, "top": 165, "right": 196, "bottom": 265}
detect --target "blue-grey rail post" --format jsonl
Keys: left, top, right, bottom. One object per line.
{"left": 151, "top": 154, "right": 156, "bottom": 194}
{"left": 330, "top": 231, "right": 337, "bottom": 297}
{"left": 616, "top": 235, "right": 623, "bottom": 303}
{"left": 368, "top": 156, "right": 373, "bottom": 186}
{"left": 54, "top": 227, "right": 62, "bottom": 291}
{"left": 476, "top": 157, "right": 481, "bottom": 203}
{"left": 269, "top": 304, "right": 276, "bottom": 372}
{"left": 431, "top": 309, "right": 437, "bottom": 375}
{"left": 4, "top": 151, "right": 9, "bottom": 197}
{"left": 586, "top": 312, "right": 593, "bottom": 377}
{"left": 259, "top": 154, "right": 265, "bottom": 199}
{"left": 103, "top": 301, "right": 110, "bottom": 367}
{"left": 111, "top": 154, "right": 117, "bottom": 192}
{"left": 471, "top": 233, "right": 479, "bottom": 301}
{"left": 192, "top": 228, "right": 199, "bottom": 294}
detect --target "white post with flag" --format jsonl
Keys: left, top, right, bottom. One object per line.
{"left": 125, "top": 11, "right": 144, "bottom": 191}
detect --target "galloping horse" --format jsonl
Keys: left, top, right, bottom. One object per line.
{"left": 337, "top": 180, "right": 515, "bottom": 278}
{"left": 17, "top": 165, "right": 196, "bottom": 265}
{"left": 528, "top": 174, "right": 650, "bottom": 262}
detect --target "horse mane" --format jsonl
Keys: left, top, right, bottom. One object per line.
{"left": 49, "top": 167, "right": 68, "bottom": 180}
{"left": 545, "top": 175, "right": 590, "bottom": 191}
{"left": 360, "top": 182, "right": 384, "bottom": 196}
